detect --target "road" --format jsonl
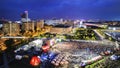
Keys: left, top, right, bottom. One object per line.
{"left": 93, "top": 30, "right": 105, "bottom": 40}
{"left": 2, "top": 52, "right": 9, "bottom": 68}
{"left": 93, "top": 30, "right": 118, "bottom": 47}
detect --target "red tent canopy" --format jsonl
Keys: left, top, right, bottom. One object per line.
{"left": 42, "top": 45, "right": 50, "bottom": 53}
{"left": 30, "top": 56, "right": 40, "bottom": 66}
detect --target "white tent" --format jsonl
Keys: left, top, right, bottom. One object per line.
{"left": 29, "top": 39, "right": 43, "bottom": 48}
{"left": 21, "top": 45, "right": 30, "bottom": 51}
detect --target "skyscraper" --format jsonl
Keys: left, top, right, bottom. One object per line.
{"left": 21, "top": 11, "right": 28, "bottom": 18}
{"left": 21, "top": 11, "right": 31, "bottom": 22}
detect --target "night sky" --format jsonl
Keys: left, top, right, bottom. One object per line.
{"left": 0, "top": 0, "right": 120, "bottom": 21}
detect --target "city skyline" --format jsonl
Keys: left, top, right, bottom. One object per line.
{"left": 0, "top": 1, "right": 120, "bottom": 67}
{"left": 0, "top": 0, "right": 120, "bottom": 21}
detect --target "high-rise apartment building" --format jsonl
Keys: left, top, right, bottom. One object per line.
{"left": 2, "top": 21, "right": 20, "bottom": 36}
{"left": 22, "top": 21, "right": 35, "bottom": 32}
{"left": 36, "top": 20, "right": 44, "bottom": 31}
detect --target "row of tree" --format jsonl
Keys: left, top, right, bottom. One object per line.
{"left": 39, "top": 33, "right": 56, "bottom": 38}
{"left": 65, "top": 29, "right": 98, "bottom": 40}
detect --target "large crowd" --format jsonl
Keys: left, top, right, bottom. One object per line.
{"left": 54, "top": 41, "right": 116, "bottom": 55}
{"left": 14, "top": 39, "right": 118, "bottom": 68}
{"left": 52, "top": 41, "right": 117, "bottom": 67}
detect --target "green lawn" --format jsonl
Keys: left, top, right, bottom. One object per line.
{"left": 85, "top": 58, "right": 105, "bottom": 68}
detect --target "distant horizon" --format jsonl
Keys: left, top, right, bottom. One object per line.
{"left": 0, "top": 17, "right": 120, "bottom": 21}
{"left": 0, "top": 18, "right": 120, "bottom": 22}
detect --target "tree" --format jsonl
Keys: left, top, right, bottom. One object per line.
{"left": 4, "top": 39, "right": 15, "bottom": 50}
